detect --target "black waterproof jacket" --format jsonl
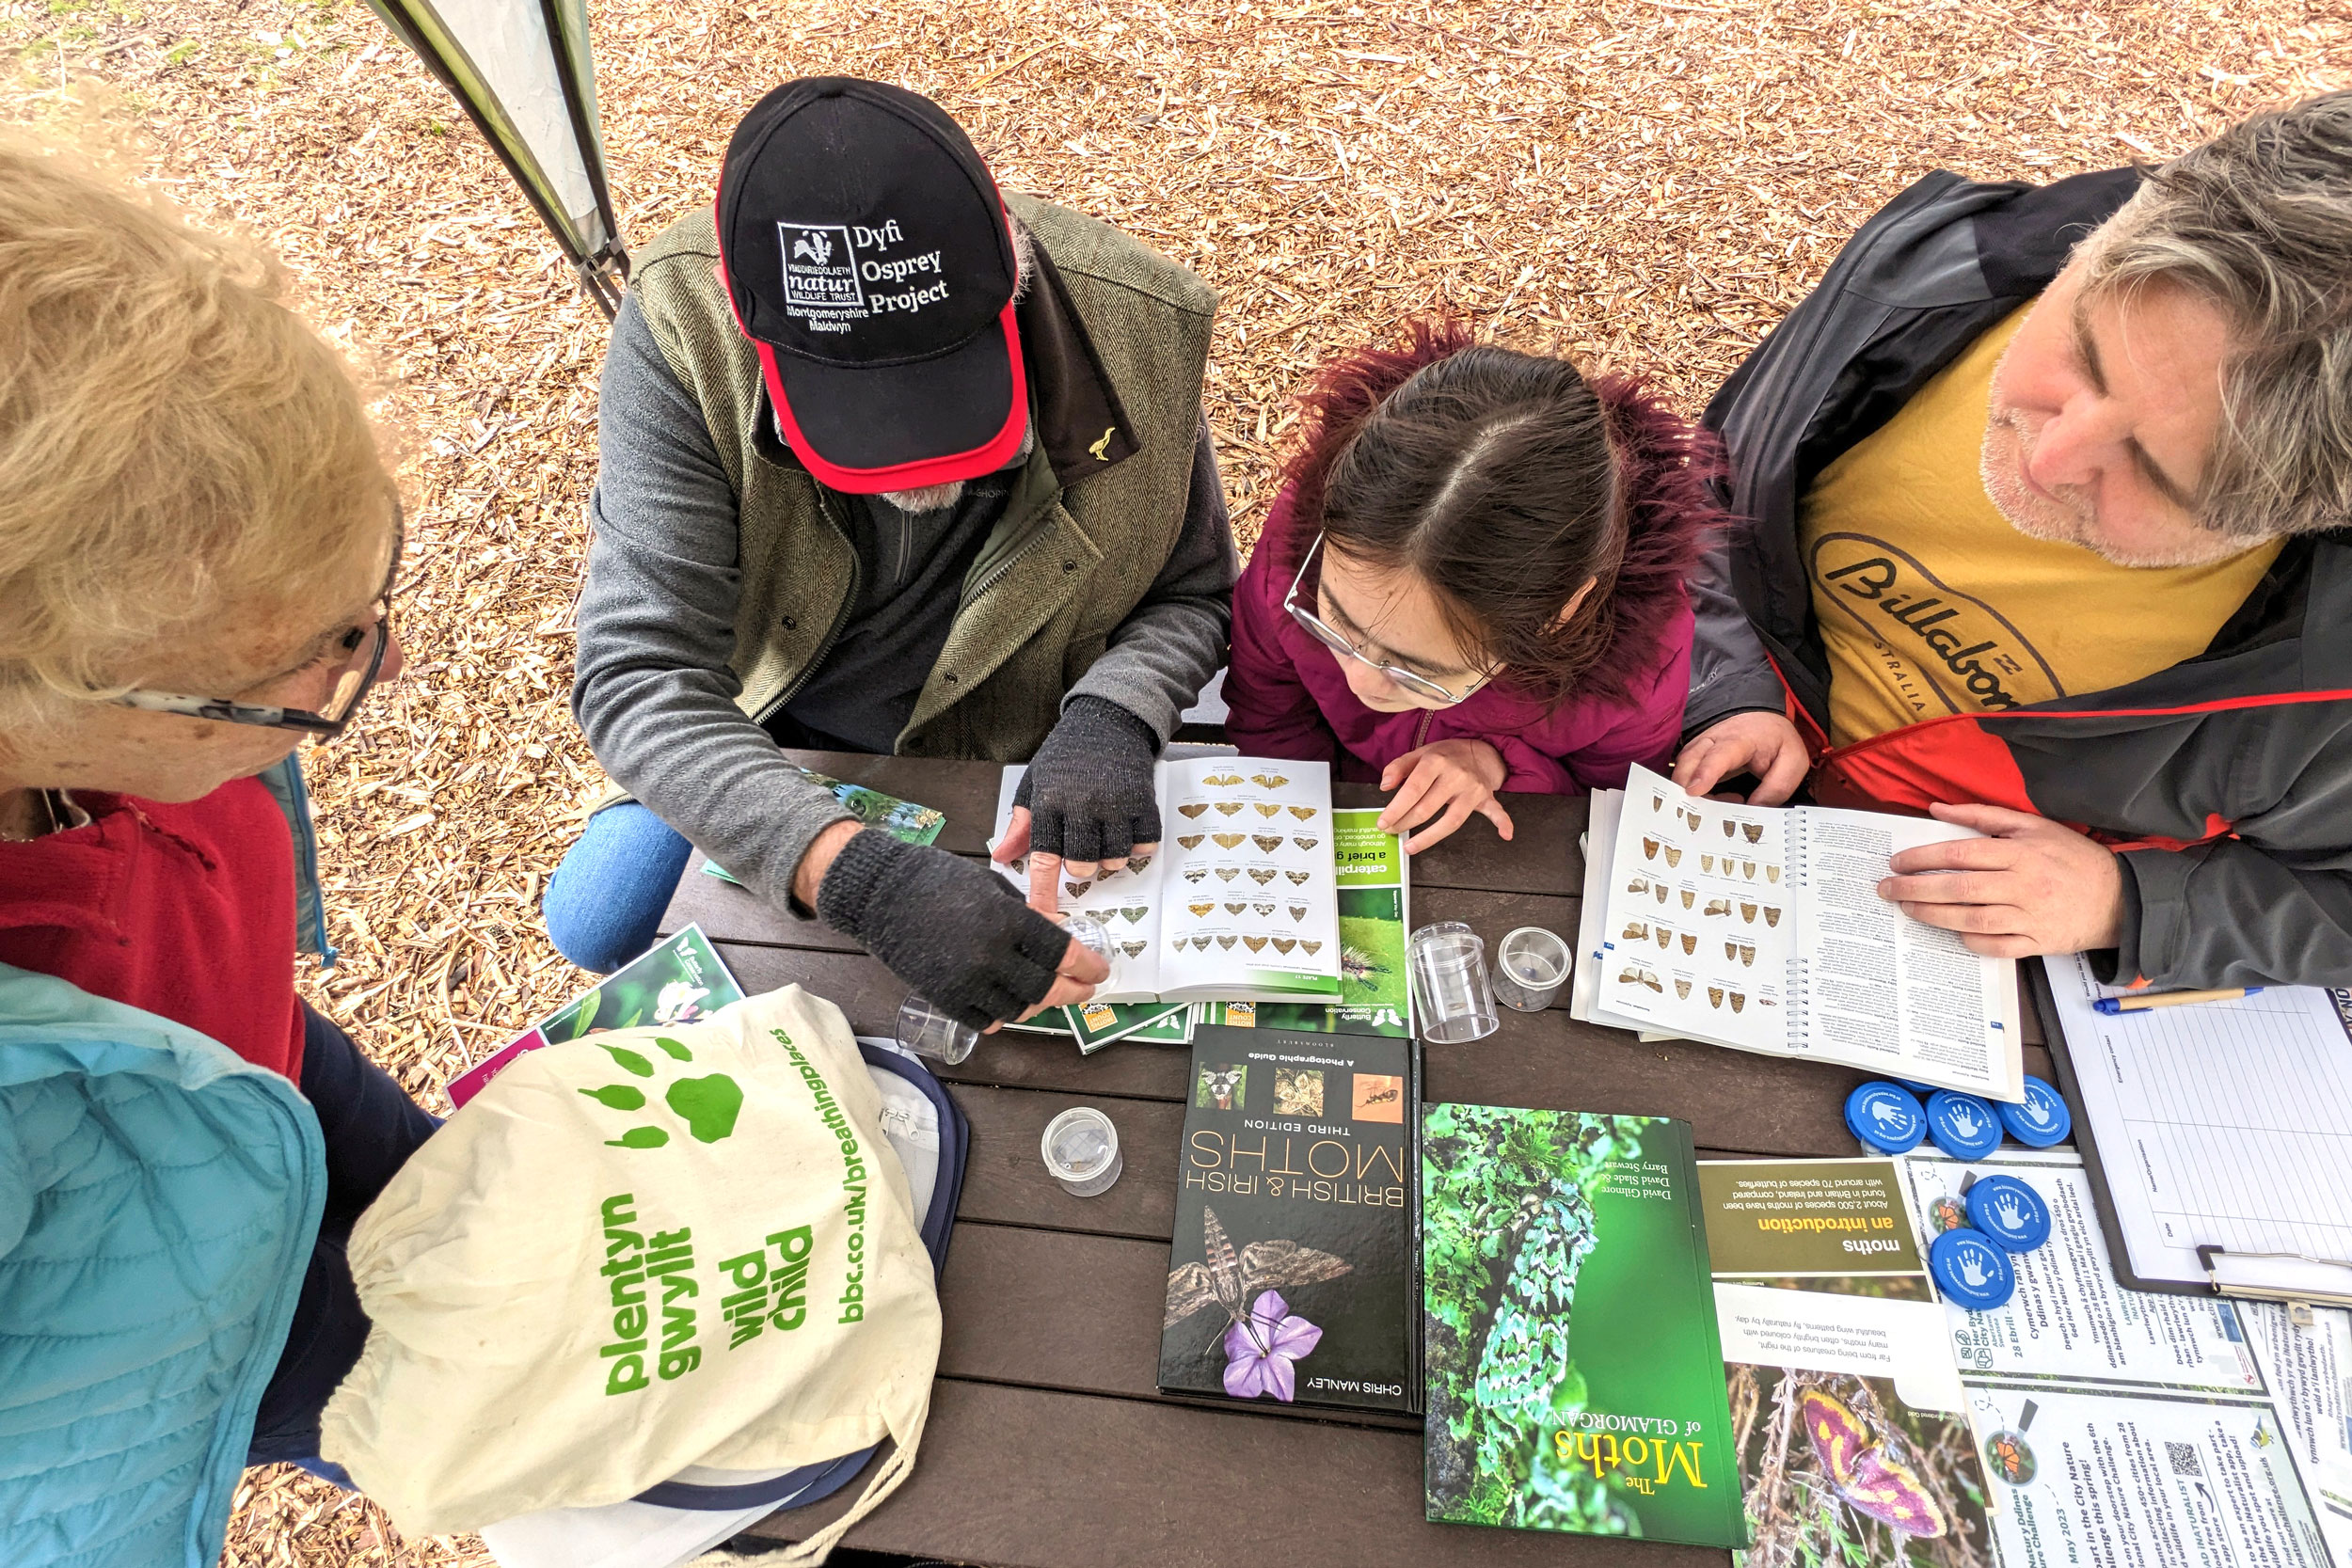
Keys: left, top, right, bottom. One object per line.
{"left": 1691, "top": 167, "right": 2352, "bottom": 988}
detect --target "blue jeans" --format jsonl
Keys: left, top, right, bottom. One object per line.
{"left": 543, "top": 802, "right": 696, "bottom": 974}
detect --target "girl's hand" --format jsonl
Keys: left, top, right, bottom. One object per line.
{"left": 1378, "top": 739, "right": 1516, "bottom": 854}
{"left": 1671, "top": 710, "right": 1811, "bottom": 804}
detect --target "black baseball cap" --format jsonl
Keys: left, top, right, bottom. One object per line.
{"left": 715, "top": 77, "right": 1026, "bottom": 493}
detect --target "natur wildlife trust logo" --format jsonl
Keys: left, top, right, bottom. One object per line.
{"left": 580, "top": 1037, "right": 744, "bottom": 1148}
{"left": 777, "top": 221, "right": 863, "bottom": 311}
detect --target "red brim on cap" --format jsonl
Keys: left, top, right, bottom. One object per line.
{"left": 753, "top": 298, "right": 1028, "bottom": 493}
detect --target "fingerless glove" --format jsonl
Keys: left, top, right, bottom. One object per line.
{"left": 1012, "top": 695, "right": 1163, "bottom": 864}
{"left": 816, "top": 831, "right": 1073, "bottom": 1030}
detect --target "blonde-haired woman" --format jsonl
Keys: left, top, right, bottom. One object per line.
{"left": 0, "top": 144, "right": 432, "bottom": 1562}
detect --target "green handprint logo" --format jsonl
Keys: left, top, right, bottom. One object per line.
{"left": 580, "top": 1037, "right": 744, "bottom": 1148}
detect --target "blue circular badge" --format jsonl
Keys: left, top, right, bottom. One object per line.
{"left": 1965, "top": 1175, "right": 2053, "bottom": 1253}
{"left": 1846, "top": 1082, "right": 1927, "bottom": 1154}
{"left": 1931, "top": 1227, "right": 2017, "bottom": 1309}
{"left": 1926, "top": 1090, "right": 2005, "bottom": 1160}
{"left": 1997, "top": 1076, "right": 2072, "bottom": 1148}
{"left": 1896, "top": 1080, "right": 1939, "bottom": 1096}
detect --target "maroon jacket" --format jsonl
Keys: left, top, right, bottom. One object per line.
{"left": 1224, "top": 368, "right": 1721, "bottom": 794}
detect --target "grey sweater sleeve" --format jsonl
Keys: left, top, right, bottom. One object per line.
{"left": 1062, "top": 412, "right": 1238, "bottom": 738}
{"left": 1684, "top": 523, "right": 1791, "bottom": 739}
{"left": 571, "top": 296, "right": 854, "bottom": 912}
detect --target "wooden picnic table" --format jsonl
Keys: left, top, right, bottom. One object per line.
{"left": 658, "top": 750, "right": 2049, "bottom": 1568}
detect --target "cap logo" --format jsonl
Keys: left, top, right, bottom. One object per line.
{"left": 778, "top": 223, "right": 864, "bottom": 317}
{"left": 775, "top": 216, "right": 953, "bottom": 338}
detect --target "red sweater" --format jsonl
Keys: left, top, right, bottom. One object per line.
{"left": 0, "top": 776, "right": 307, "bottom": 1079}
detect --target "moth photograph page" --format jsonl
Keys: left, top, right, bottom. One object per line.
{"left": 1573, "top": 765, "right": 2024, "bottom": 1101}
{"left": 993, "top": 756, "right": 1343, "bottom": 1005}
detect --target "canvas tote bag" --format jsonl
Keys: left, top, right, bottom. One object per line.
{"left": 321, "top": 986, "right": 938, "bottom": 1559}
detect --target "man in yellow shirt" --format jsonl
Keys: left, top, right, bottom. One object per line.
{"left": 1676, "top": 93, "right": 2352, "bottom": 989}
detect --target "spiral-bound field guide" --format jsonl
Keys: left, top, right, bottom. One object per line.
{"left": 1570, "top": 763, "right": 2022, "bottom": 1100}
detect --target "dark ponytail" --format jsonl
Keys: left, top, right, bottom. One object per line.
{"left": 1276, "top": 319, "right": 1719, "bottom": 712}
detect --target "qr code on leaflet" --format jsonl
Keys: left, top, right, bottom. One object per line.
{"left": 2167, "top": 1441, "right": 2204, "bottom": 1479}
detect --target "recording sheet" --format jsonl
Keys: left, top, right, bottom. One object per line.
{"left": 2043, "top": 951, "right": 2352, "bottom": 1294}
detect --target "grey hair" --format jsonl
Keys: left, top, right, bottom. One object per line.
{"left": 1008, "top": 212, "right": 1036, "bottom": 299}
{"left": 2075, "top": 90, "right": 2352, "bottom": 540}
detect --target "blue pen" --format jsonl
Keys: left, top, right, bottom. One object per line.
{"left": 2093, "top": 986, "right": 2262, "bottom": 1015}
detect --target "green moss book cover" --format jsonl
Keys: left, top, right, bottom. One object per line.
{"left": 1422, "top": 1104, "right": 1747, "bottom": 1548}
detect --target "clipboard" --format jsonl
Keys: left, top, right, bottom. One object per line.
{"left": 2029, "top": 957, "right": 2352, "bottom": 1314}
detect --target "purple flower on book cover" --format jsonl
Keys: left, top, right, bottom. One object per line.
{"left": 1222, "top": 1290, "right": 1323, "bottom": 1401}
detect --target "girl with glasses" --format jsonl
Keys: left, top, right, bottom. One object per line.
{"left": 1224, "top": 320, "right": 1728, "bottom": 851}
{"left": 0, "top": 141, "right": 432, "bottom": 1560}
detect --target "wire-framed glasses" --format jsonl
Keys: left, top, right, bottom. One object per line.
{"left": 1283, "top": 531, "right": 1493, "bottom": 706}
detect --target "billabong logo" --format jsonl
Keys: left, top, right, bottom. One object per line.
{"left": 1810, "top": 532, "right": 2064, "bottom": 716}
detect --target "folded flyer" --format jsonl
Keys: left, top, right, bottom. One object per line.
{"left": 1572, "top": 763, "right": 2023, "bottom": 1101}
{"left": 449, "top": 925, "right": 742, "bottom": 1108}
{"left": 704, "top": 769, "right": 944, "bottom": 885}
{"left": 1064, "top": 999, "right": 1193, "bottom": 1053}
{"left": 1698, "top": 1157, "right": 1992, "bottom": 1565}
{"left": 993, "top": 756, "right": 1343, "bottom": 1005}
{"left": 1898, "top": 1148, "right": 2345, "bottom": 1568}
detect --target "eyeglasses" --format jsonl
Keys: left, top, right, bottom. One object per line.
{"left": 113, "top": 600, "right": 394, "bottom": 738}
{"left": 1284, "top": 531, "right": 1494, "bottom": 706}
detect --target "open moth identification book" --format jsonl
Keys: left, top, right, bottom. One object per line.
{"left": 993, "top": 756, "right": 1343, "bottom": 1005}
{"left": 1571, "top": 763, "right": 2022, "bottom": 1101}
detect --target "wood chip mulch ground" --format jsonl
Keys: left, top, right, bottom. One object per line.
{"left": 3, "top": 0, "right": 2343, "bottom": 1562}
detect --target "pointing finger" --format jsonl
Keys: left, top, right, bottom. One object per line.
{"left": 1026, "top": 850, "right": 1062, "bottom": 918}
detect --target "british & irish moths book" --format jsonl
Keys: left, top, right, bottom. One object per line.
{"left": 1157, "top": 1022, "right": 1418, "bottom": 1413}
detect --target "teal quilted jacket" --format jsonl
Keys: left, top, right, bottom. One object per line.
{"left": 1, "top": 756, "right": 332, "bottom": 1567}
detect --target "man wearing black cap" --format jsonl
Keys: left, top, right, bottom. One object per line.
{"left": 546, "top": 77, "right": 1235, "bottom": 1031}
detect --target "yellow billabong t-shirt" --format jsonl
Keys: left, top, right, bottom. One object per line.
{"left": 1800, "top": 304, "right": 2282, "bottom": 749}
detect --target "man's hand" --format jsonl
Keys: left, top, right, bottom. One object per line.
{"left": 813, "top": 829, "right": 1110, "bottom": 1030}
{"left": 1672, "top": 710, "right": 1811, "bottom": 804}
{"left": 1377, "top": 738, "right": 1514, "bottom": 855}
{"left": 993, "top": 695, "right": 1162, "bottom": 916}
{"left": 1878, "top": 802, "right": 2125, "bottom": 958}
